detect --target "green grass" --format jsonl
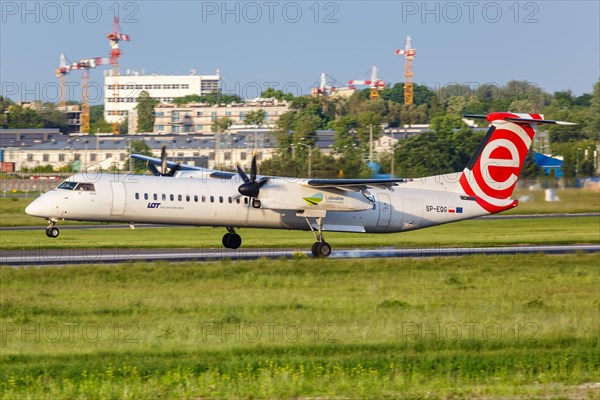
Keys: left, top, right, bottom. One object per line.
{"left": 1, "top": 216, "right": 598, "bottom": 250}
{"left": 0, "top": 197, "right": 108, "bottom": 227}
{"left": 1, "top": 189, "right": 598, "bottom": 227}
{"left": 1, "top": 255, "right": 599, "bottom": 398}
{"left": 505, "top": 188, "right": 600, "bottom": 215}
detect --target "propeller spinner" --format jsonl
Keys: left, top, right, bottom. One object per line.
{"left": 237, "top": 154, "right": 268, "bottom": 198}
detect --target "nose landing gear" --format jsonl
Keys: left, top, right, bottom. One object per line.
{"left": 45, "top": 221, "right": 59, "bottom": 238}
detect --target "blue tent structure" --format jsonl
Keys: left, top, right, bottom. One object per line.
{"left": 533, "top": 152, "right": 564, "bottom": 178}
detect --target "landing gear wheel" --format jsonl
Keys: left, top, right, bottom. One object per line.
{"left": 312, "top": 242, "right": 331, "bottom": 258}
{"left": 226, "top": 233, "right": 242, "bottom": 249}
{"left": 222, "top": 232, "right": 242, "bottom": 249}
{"left": 311, "top": 242, "right": 319, "bottom": 257}
{"left": 46, "top": 227, "right": 59, "bottom": 238}
{"left": 222, "top": 233, "right": 232, "bottom": 248}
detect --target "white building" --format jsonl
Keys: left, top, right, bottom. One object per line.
{"left": 104, "top": 70, "right": 221, "bottom": 124}
{"left": 2, "top": 133, "right": 279, "bottom": 172}
{"left": 154, "top": 99, "right": 290, "bottom": 134}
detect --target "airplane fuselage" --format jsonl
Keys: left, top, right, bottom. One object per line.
{"left": 26, "top": 172, "right": 486, "bottom": 234}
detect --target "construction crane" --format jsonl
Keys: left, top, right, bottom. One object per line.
{"left": 68, "top": 57, "right": 111, "bottom": 133}
{"left": 107, "top": 16, "right": 131, "bottom": 135}
{"left": 395, "top": 35, "right": 416, "bottom": 105}
{"left": 55, "top": 54, "right": 70, "bottom": 109}
{"left": 311, "top": 73, "right": 338, "bottom": 96}
{"left": 347, "top": 66, "right": 386, "bottom": 100}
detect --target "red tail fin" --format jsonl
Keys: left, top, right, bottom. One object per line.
{"left": 459, "top": 112, "right": 574, "bottom": 214}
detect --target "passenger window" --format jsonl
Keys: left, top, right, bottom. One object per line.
{"left": 202, "top": 195, "right": 206, "bottom": 202}
{"left": 170, "top": 194, "right": 174, "bottom": 201}
{"left": 162, "top": 194, "right": 167, "bottom": 201}
{"left": 178, "top": 195, "right": 182, "bottom": 201}
{"left": 210, "top": 196, "right": 214, "bottom": 203}
{"left": 144, "top": 193, "right": 148, "bottom": 200}
{"left": 228, "top": 197, "right": 232, "bottom": 204}
{"left": 236, "top": 198, "right": 240, "bottom": 204}
{"left": 244, "top": 198, "right": 249, "bottom": 205}
{"left": 153, "top": 194, "right": 158, "bottom": 201}
{"left": 219, "top": 196, "right": 223, "bottom": 203}
{"left": 135, "top": 193, "right": 139, "bottom": 200}
{"left": 194, "top": 195, "right": 198, "bottom": 202}
{"left": 186, "top": 195, "right": 190, "bottom": 202}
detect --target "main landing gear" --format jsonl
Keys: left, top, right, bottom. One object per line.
{"left": 45, "top": 221, "right": 59, "bottom": 238}
{"left": 305, "top": 216, "right": 331, "bottom": 258}
{"left": 222, "top": 227, "right": 242, "bottom": 249}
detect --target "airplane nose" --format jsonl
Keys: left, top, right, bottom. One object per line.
{"left": 25, "top": 197, "right": 46, "bottom": 217}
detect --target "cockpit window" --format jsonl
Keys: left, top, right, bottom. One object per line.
{"left": 75, "top": 183, "right": 95, "bottom": 191}
{"left": 57, "top": 181, "right": 77, "bottom": 190}
{"left": 57, "top": 181, "right": 96, "bottom": 191}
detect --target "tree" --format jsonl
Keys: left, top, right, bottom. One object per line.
{"left": 4, "top": 104, "right": 44, "bottom": 128}
{"left": 212, "top": 117, "right": 233, "bottom": 133}
{"left": 261, "top": 88, "right": 294, "bottom": 101}
{"left": 244, "top": 109, "right": 266, "bottom": 128}
{"left": 128, "top": 140, "right": 154, "bottom": 172}
{"left": 172, "top": 92, "right": 242, "bottom": 106}
{"left": 90, "top": 117, "right": 113, "bottom": 134}
{"left": 172, "top": 94, "right": 203, "bottom": 105}
{"left": 39, "top": 103, "right": 68, "bottom": 132}
{"left": 583, "top": 81, "right": 600, "bottom": 140}
{"left": 136, "top": 91, "right": 158, "bottom": 133}
{"left": 394, "top": 115, "right": 482, "bottom": 177}
{"left": 90, "top": 105, "right": 105, "bottom": 124}
{"left": 119, "top": 117, "right": 129, "bottom": 135}
{"left": 273, "top": 111, "right": 296, "bottom": 154}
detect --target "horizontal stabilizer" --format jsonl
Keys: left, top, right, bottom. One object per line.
{"left": 463, "top": 113, "right": 576, "bottom": 125}
{"left": 503, "top": 117, "right": 577, "bottom": 126}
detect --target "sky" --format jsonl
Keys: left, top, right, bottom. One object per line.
{"left": 1, "top": 0, "right": 599, "bottom": 104}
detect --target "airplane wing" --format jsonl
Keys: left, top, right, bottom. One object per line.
{"left": 209, "top": 171, "right": 237, "bottom": 179}
{"left": 131, "top": 153, "right": 239, "bottom": 179}
{"left": 129, "top": 154, "right": 203, "bottom": 171}
{"left": 303, "top": 178, "right": 408, "bottom": 191}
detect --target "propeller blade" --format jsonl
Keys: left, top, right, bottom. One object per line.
{"left": 257, "top": 177, "right": 269, "bottom": 187}
{"left": 147, "top": 160, "right": 161, "bottom": 176}
{"left": 160, "top": 145, "right": 168, "bottom": 175}
{"left": 166, "top": 163, "right": 181, "bottom": 177}
{"left": 236, "top": 163, "right": 250, "bottom": 183}
{"left": 250, "top": 154, "right": 257, "bottom": 182}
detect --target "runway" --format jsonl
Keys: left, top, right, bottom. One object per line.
{"left": 1, "top": 244, "right": 598, "bottom": 266}
{"left": 2, "top": 213, "right": 598, "bottom": 231}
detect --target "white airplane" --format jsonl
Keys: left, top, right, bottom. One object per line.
{"left": 25, "top": 112, "right": 574, "bottom": 257}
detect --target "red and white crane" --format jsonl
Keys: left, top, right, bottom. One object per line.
{"left": 347, "top": 66, "right": 386, "bottom": 100}
{"left": 54, "top": 17, "right": 130, "bottom": 134}
{"left": 106, "top": 16, "right": 131, "bottom": 134}
{"left": 55, "top": 54, "right": 71, "bottom": 109}
{"left": 395, "top": 35, "right": 416, "bottom": 105}
{"left": 68, "top": 56, "right": 112, "bottom": 133}
{"left": 55, "top": 54, "right": 111, "bottom": 133}
{"left": 311, "top": 72, "right": 338, "bottom": 96}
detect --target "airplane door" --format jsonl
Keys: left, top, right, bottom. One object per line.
{"left": 110, "top": 181, "right": 126, "bottom": 216}
{"left": 376, "top": 193, "right": 392, "bottom": 227}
